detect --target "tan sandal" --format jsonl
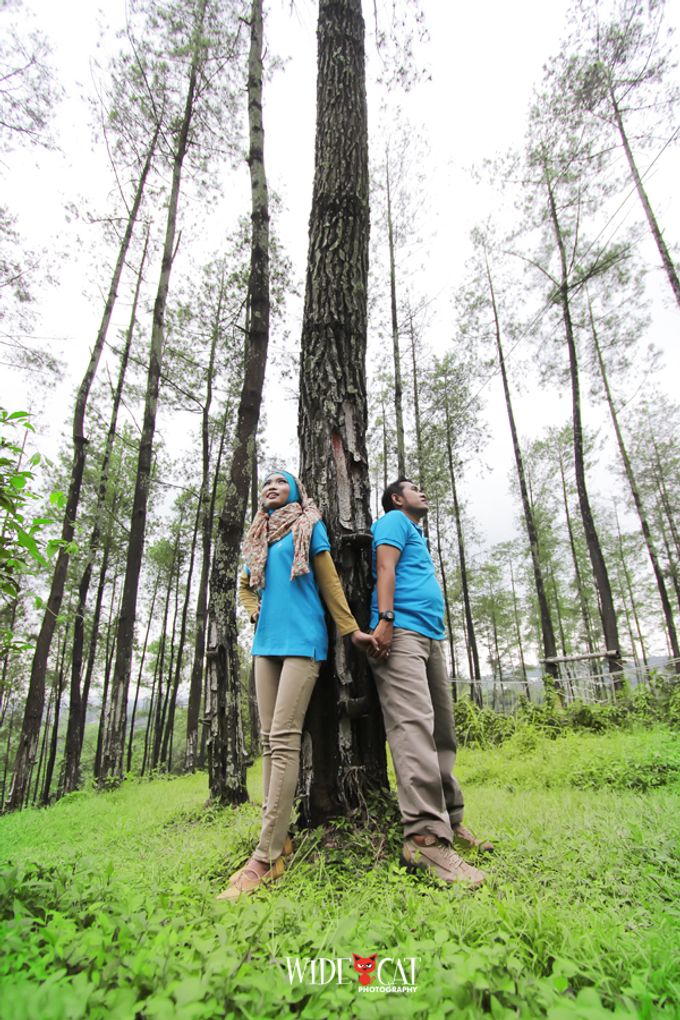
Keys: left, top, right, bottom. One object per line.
{"left": 216, "top": 855, "right": 285, "bottom": 902}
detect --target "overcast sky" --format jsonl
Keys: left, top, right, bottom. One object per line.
{"left": 4, "top": 0, "right": 679, "bottom": 581}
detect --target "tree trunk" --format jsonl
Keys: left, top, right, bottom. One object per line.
{"left": 185, "top": 317, "right": 226, "bottom": 771}
{"left": 443, "top": 399, "right": 482, "bottom": 700}
{"left": 385, "top": 146, "right": 406, "bottom": 476}
{"left": 610, "top": 90, "right": 680, "bottom": 311}
{"left": 484, "top": 249, "right": 559, "bottom": 682}
{"left": 544, "top": 164, "right": 623, "bottom": 682}
{"left": 297, "top": 0, "right": 387, "bottom": 825}
{"left": 93, "top": 575, "right": 120, "bottom": 779}
{"left": 509, "top": 558, "right": 529, "bottom": 695}
{"left": 5, "top": 135, "right": 158, "bottom": 812}
{"left": 100, "top": 1, "right": 207, "bottom": 783}
{"left": 558, "top": 448, "right": 596, "bottom": 660}
{"left": 205, "top": 0, "right": 269, "bottom": 806}
{"left": 161, "top": 497, "right": 200, "bottom": 768}
{"left": 127, "top": 569, "right": 160, "bottom": 773}
{"left": 590, "top": 301, "right": 679, "bottom": 671}
{"left": 41, "top": 621, "right": 70, "bottom": 805}
{"left": 59, "top": 234, "right": 149, "bottom": 798}
{"left": 433, "top": 496, "right": 457, "bottom": 698}
{"left": 615, "top": 511, "right": 648, "bottom": 670}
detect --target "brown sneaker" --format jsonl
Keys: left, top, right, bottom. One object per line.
{"left": 401, "top": 835, "right": 485, "bottom": 888}
{"left": 216, "top": 855, "right": 285, "bottom": 902}
{"left": 452, "top": 823, "right": 494, "bottom": 853}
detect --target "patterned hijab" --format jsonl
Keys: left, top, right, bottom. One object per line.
{"left": 242, "top": 470, "right": 322, "bottom": 590}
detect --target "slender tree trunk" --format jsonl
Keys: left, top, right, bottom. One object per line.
{"left": 545, "top": 165, "right": 622, "bottom": 682}
{"left": 385, "top": 146, "right": 406, "bottom": 476}
{"left": 205, "top": 0, "right": 269, "bottom": 805}
{"left": 1, "top": 701, "right": 16, "bottom": 806}
{"left": 42, "top": 622, "right": 70, "bottom": 805}
{"left": 484, "top": 249, "right": 559, "bottom": 682}
{"left": 509, "top": 559, "right": 529, "bottom": 695}
{"left": 161, "top": 498, "right": 200, "bottom": 767}
{"left": 127, "top": 569, "right": 160, "bottom": 772}
{"left": 558, "top": 449, "right": 596, "bottom": 664}
{"left": 59, "top": 237, "right": 149, "bottom": 798}
{"left": 6, "top": 144, "right": 158, "bottom": 812}
{"left": 93, "top": 576, "right": 120, "bottom": 779}
{"left": 100, "top": 2, "right": 207, "bottom": 783}
{"left": 79, "top": 502, "right": 117, "bottom": 754}
{"left": 590, "top": 302, "right": 679, "bottom": 671}
{"left": 407, "top": 308, "right": 424, "bottom": 484}
{"left": 185, "top": 327, "right": 225, "bottom": 771}
{"left": 433, "top": 496, "right": 457, "bottom": 698}
{"left": 32, "top": 685, "right": 53, "bottom": 805}
{"left": 141, "top": 649, "right": 161, "bottom": 778}
{"left": 650, "top": 435, "right": 680, "bottom": 563}
{"left": 151, "top": 543, "right": 177, "bottom": 770}
{"left": 614, "top": 511, "right": 648, "bottom": 670}
{"left": 297, "top": 0, "right": 387, "bottom": 824}
{"left": 443, "top": 399, "right": 481, "bottom": 699}
{"left": 610, "top": 90, "right": 680, "bottom": 311}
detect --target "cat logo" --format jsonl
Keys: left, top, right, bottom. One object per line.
{"left": 352, "top": 953, "right": 378, "bottom": 986}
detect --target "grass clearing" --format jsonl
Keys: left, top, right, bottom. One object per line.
{"left": 1, "top": 726, "right": 679, "bottom": 1019}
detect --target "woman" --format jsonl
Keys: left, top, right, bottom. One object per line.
{"left": 217, "top": 469, "right": 378, "bottom": 901}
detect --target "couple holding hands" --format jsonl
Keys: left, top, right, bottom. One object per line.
{"left": 217, "top": 469, "right": 492, "bottom": 903}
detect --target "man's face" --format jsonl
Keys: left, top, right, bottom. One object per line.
{"left": 393, "top": 480, "right": 428, "bottom": 518}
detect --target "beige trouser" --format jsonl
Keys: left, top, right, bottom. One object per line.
{"left": 370, "top": 628, "right": 464, "bottom": 843}
{"left": 253, "top": 656, "right": 320, "bottom": 863}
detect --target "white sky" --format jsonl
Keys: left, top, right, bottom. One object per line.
{"left": 3, "top": 0, "right": 680, "bottom": 658}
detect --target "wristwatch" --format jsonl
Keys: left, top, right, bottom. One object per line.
{"left": 378, "top": 610, "right": 395, "bottom": 623}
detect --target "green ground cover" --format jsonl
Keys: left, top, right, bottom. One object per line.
{"left": 1, "top": 726, "right": 679, "bottom": 1019}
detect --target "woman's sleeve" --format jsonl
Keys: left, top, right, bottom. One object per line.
{"left": 238, "top": 569, "right": 260, "bottom": 621}
{"left": 312, "top": 551, "right": 359, "bottom": 636}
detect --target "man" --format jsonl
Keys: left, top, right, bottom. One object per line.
{"left": 369, "top": 477, "right": 492, "bottom": 888}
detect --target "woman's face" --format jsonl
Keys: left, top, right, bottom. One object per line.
{"left": 261, "top": 473, "right": 291, "bottom": 510}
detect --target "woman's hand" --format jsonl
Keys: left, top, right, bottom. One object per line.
{"left": 350, "top": 629, "right": 381, "bottom": 658}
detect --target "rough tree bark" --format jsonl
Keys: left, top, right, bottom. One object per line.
{"left": 297, "top": 0, "right": 388, "bottom": 825}
{"left": 205, "top": 0, "right": 269, "bottom": 805}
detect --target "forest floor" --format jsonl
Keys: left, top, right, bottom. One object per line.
{"left": 1, "top": 726, "right": 679, "bottom": 1019}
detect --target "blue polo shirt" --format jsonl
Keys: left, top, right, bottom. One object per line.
{"left": 370, "top": 511, "right": 446, "bottom": 640}
{"left": 247, "top": 519, "right": 331, "bottom": 661}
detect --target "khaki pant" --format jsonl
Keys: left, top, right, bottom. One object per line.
{"left": 253, "top": 656, "right": 320, "bottom": 863}
{"left": 370, "top": 628, "right": 464, "bottom": 843}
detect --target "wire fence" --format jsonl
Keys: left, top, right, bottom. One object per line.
{"left": 452, "top": 657, "right": 680, "bottom": 714}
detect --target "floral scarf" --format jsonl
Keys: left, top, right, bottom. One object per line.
{"left": 242, "top": 474, "right": 322, "bottom": 590}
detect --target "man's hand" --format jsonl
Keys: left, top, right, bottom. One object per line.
{"left": 350, "top": 629, "right": 380, "bottom": 657}
{"left": 372, "top": 619, "right": 393, "bottom": 658}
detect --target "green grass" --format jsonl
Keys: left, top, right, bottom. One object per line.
{"left": 1, "top": 727, "right": 679, "bottom": 1019}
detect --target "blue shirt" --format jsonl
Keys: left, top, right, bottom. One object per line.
{"left": 248, "top": 519, "right": 331, "bottom": 660}
{"left": 370, "top": 511, "right": 446, "bottom": 640}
